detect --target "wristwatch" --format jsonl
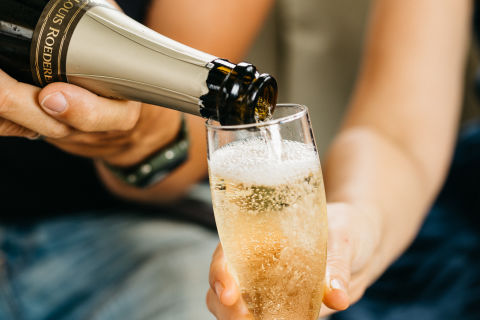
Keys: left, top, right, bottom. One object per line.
{"left": 104, "top": 116, "right": 189, "bottom": 188}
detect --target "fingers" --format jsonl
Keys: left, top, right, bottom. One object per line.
{"left": 322, "top": 204, "right": 354, "bottom": 311}
{"left": 0, "top": 69, "right": 72, "bottom": 138}
{"left": 39, "top": 82, "right": 141, "bottom": 133}
{"left": 209, "top": 244, "right": 241, "bottom": 306}
{"left": 323, "top": 250, "right": 351, "bottom": 311}
{"left": 206, "top": 288, "right": 252, "bottom": 320}
{"left": 0, "top": 69, "right": 142, "bottom": 138}
{"left": 0, "top": 118, "right": 40, "bottom": 139}
{"left": 207, "top": 244, "right": 253, "bottom": 319}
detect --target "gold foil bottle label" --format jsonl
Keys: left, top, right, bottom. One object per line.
{"left": 30, "top": 0, "right": 95, "bottom": 86}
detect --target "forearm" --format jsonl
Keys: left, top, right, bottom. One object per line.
{"left": 324, "top": 0, "right": 472, "bottom": 287}
{"left": 96, "top": 0, "right": 275, "bottom": 204}
{"left": 96, "top": 113, "right": 207, "bottom": 205}
{"left": 325, "top": 128, "right": 441, "bottom": 285}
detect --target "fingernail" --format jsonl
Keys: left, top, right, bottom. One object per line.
{"left": 214, "top": 282, "right": 224, "bottom": 299}
{"left": 330, "top": 279, "right": 346, "bottom": 292}
{"left": 41, "top": 92, "right": 67, "bottom": 113}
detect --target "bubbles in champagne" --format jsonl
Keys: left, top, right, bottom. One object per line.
{"left": 209, "top": 138, "right": 328, "bottom": 320}
{"left": 209, "top": 137, "right": 320, "bottom": 186}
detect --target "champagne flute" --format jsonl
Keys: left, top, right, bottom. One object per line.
{"left": 206, "top": 104, "right": 328, "bottom": 319}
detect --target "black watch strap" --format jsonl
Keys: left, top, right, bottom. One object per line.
{"left": 104, "top": 116, "right": 189, "bottom": 188}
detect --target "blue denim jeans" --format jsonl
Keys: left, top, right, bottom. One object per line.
{"left": 332, "top": 122, "right": 480, "bottom": 320}
{"left": 0, "top": 214, "right": 218, "bottom": 320}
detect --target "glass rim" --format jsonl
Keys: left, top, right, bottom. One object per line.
{"left": 205, "top": 103, "right": 307, "bottom": 131}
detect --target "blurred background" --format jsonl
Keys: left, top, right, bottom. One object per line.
{"left": 246, "top": 0, "right": 371, "bottom": 157}
{"left": 244, "top": 0, "right": 480, "bottom": 158}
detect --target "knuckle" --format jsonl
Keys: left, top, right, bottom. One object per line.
{"left": 326, "top": 265, "right": 351, "bottom": 284}
{"left": 327, "top": 255, "right": 351, "bottom": 272}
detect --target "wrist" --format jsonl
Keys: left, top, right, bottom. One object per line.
{"left": 103, "top": 107, "right": 182, "bottom": 167}
{"left": 101, "top": 115, "right": 189, "bottom": 188}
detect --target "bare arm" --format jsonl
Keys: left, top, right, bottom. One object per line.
{"left": 96, "top": 0, "right": 275, "bottom": 204}
{"left": 322, "top": 0, "right": 472, "bottom": 308}
{"left": 205, "top": 1, "right": 473, "bottom": 318}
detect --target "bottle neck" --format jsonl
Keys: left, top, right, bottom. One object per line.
{"left": 202, "top": 60, "right": 278, "bottom": 125}
{"left": 22, "top": 0, "right": 277, "bottom": 123}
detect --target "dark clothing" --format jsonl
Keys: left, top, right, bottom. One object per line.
{"left": 332, "top": 123, "right": 480, "bottom": 320}
{"left": 0, "top": 0, "right": 150, "bottom": 219}
{"left": 116, "top": 0, "right": 152, "bottom": 23}
{"left": 0, "top": 138, "right": 118, "bottom": 217}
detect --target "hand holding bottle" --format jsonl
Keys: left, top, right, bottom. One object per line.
{"left": 1, "top": 0, "right": 276, "bottom": 202}
{"left": 1, "top": 0, "right": 276, "bottom": 127}
{"left": 0, "top": 68, "right": 72, "bottom": 139}
{"left": 0, "top": 67, "right": 182, "bottom": 166}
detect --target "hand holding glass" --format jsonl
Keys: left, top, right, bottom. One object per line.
{"left": 207, "top": 104, "right": 328, "bottom": 319}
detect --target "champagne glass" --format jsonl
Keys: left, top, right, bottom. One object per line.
{"left": 206, "top": 104, "right": 328, "bottom": 320}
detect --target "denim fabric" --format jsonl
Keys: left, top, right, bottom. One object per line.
{"left": 0, "top": 215, "right": 218, "bottom": 320}
{"left": 332, "top": 122, "right": 480, "bottom": 320}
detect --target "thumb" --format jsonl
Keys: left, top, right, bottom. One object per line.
{"left": 38, "top": 82, "right": 141, "bottom": 133}
{"left": 322, "top": 227, "right": 352, "bottom": 311}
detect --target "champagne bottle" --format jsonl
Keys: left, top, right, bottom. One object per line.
{"left": 0, "top": 0, "right": 277, "bottom": 125}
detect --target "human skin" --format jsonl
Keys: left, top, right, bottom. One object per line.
{"left": 0, "top": 0, "right": 274, "bottom": 204}
{"left": 206, "top": 0, "right": 473, "bottom": 318}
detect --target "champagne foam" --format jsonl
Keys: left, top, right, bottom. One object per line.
{"left": 209, "top": 138, "right": 320, "bottom": 186}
